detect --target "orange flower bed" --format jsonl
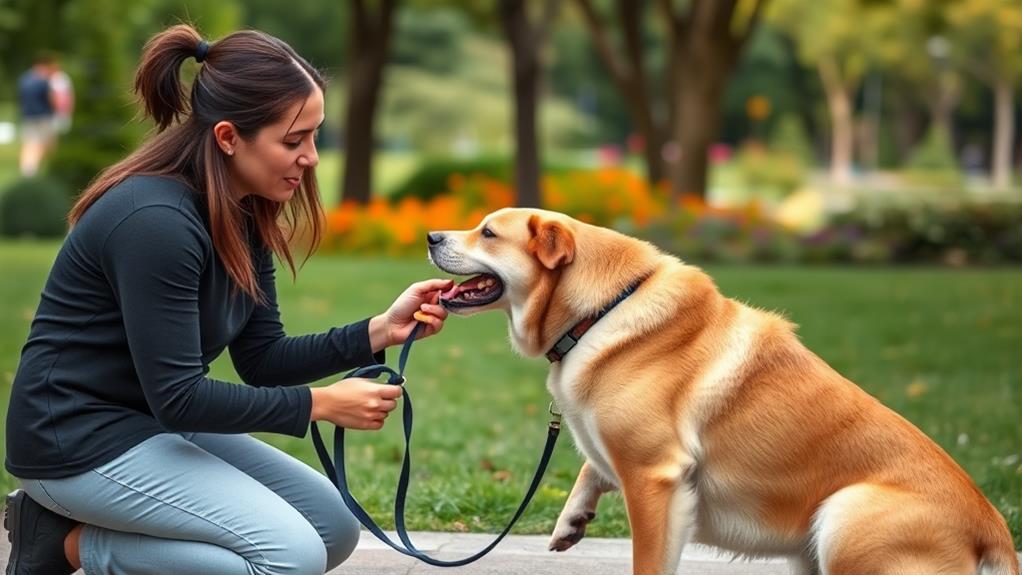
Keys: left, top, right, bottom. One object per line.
{"left": 318, "top": 169, "right": 758, "bottom": 256}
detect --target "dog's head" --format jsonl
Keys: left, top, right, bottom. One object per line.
{"left": 428, "top": 208, "right": 659, "bottom": 356}
{"left": 427, "top": 208, "right": 574, "bottom": 315}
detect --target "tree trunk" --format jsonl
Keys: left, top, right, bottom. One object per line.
{"left": 341, "top": 0, "right": 396, "bottom": 205}
{"left": 500, "top": 0, "right": 542, "bottom": 208}
{"left": 890, "top": 86, "right": 925, "bottom": 164}
{"left": 574, "top": 0, "right": 666, "bottom": 186}
{"left": 342, "top": 59, "right": 381, "bottom": 205}
{"left": 672, "top": 63, "right": 726, "bottom": 197}
{"left": 925, "top": 67, "right": 960, "bottom": 152}
{"left": 992, "top": 77, "right": 1014, "bottom": 190}
{"left": 619, "top": 0, "right": 666, "bottom": 184}
{"left": 664, "top": 0, "right": 766, "bottom": 201}
{"left": 818, "top": 57, "right": 854, "bottom": 187}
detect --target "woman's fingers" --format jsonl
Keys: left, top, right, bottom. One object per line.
{"left": 411, "top": 278, "right": 454, "bottom": 297}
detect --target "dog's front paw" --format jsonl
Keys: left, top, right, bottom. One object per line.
{"left": 548, "top": 510, "right": 596, "bottom": 552}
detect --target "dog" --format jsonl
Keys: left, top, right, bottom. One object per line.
{"left": 426, "top": 208, "right": 1018, "bottom": 575}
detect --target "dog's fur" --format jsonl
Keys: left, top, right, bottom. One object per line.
{"left": 428, "top": 208, "right": 1018, "bottom": 575}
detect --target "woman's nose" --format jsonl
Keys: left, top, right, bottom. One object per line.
{"left": 299, "top": 145, "right": 319, "bottom": 168}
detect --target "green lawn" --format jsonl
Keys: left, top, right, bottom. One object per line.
{"left": 0, "top": 241, "right": 1019, "bottom": 546}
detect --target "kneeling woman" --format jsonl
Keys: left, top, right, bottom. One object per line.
{"left": 4, "top": 24, "right": 451, "bottom": 575}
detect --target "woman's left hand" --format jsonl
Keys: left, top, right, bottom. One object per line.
{"left": 370, "top": 278, "right": 454, "bottom": 352}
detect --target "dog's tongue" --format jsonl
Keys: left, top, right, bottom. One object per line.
{"left": 440, "top": 275, "right": 488, "bottom": 300}
{"left": 440, "top": 283, "right": 461, "bottom": 300}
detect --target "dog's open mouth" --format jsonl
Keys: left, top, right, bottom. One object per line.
{"left": 439, "top": 273, "right": 504, "bottom": 308}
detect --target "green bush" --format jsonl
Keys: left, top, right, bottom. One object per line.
{"left": 829, "top": 200, "right": 1022, "bottom": 265}
{"left": 390, "top": 156, "right": 513, "bottom": 202}
{"left": 390, "top": 156, "right": 577, "bottom": 202}
{"left": 904, "top": 126, "right": 963, "bottom": 189}
{"left": 734, "top": 142, "right": 806, "bottom": 202}
{"left": 0, "top": 176, "right": 70, "bottom": 238}
{"left": 49, "top": 139, "right": 128, "bottom": 197}
{"left": 635, "top": 197, "right": 1022, "bottom": 266}
{"left": 769, "top": 115, "right": 815, "bottom": 165}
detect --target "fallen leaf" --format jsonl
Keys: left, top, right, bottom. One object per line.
{"left": 905, "top": 379, "right": 928, "bottom": 399}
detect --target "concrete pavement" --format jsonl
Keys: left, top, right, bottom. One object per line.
{"left": 0, "top": 522, "right": 791, "bottom": 574}
{"left": 327, "top": 531, "right": 792, "bottom": 574}
{"left": 2, "top": 525, "right": 1020, "bottom": 573}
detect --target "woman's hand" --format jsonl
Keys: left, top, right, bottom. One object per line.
{"left": 369, "top": 278, "right": 454, "bottom": 352}
{"left": 309, "top": 378, "right": 403, "bottom": 430}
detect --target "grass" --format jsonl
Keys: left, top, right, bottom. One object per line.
{"left": 0, "top": 241, "right": 1019, "bottom": 547}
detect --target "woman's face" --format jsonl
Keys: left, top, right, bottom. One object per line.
{"left": 226, "top": 87, "right": 324, "bottom": 202}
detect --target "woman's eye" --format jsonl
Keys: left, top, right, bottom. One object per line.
{"left": 285, "top": 141, "right": 301, "bottom": 149}
{"left": 482, "top": 227, "right": 496, "bottom": 238}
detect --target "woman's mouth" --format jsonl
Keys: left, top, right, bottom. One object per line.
{"left": 284, "top": 177, "right": 301, "bottom": 189}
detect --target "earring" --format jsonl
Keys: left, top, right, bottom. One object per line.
{"left": 225, "top": 149, "right": 234, "bottom": 156}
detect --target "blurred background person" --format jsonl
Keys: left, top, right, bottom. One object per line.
{"left": 16, "top": 52, "right": 58, "bottom": 177}
{"left": 49, "top": 58, "right": 74, "bottom": 136}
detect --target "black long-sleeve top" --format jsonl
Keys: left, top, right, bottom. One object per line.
{"left": 5, "top": 175, "right": 381, "bottom": 479}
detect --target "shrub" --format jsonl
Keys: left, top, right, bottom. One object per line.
{"left": 541, "top": 169, "right": 667, "bottom": 228}
{"left": 390, "top": 157, "right": 513, "bottom": 202}
{"left": 830, "top": 200, "right": 1022, "bottom": 265}
{"left": 0, "top": 176, "right": 70, "bottom": 238}
{"left": 640, "top": 203, "right": 800, "bottom": 264}
{"left": 903, "top": 126, "right": 963, "bottom": 189}
{"left": 390, "top": 156, "right": 579, "bottom": 202}
{"left": 734, "top": 142, "right": 805, "bottom": 202}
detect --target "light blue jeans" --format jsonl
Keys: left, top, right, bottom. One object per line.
{"left": 16, "top": 432, "right": 360, "bottom": 575}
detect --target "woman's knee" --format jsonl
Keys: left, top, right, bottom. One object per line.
{"left": 250, "top": 519, "right": 328, "bottom": 575}
{"left": 310, "top": 488, "right": 361, "bottom": 569}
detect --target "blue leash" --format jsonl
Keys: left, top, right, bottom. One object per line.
{"left": 310, "top": 322, "right": 562, "bottom": 567}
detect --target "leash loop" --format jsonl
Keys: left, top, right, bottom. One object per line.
{"left": 310, "top": 322, "right": 559, "bottom": 567}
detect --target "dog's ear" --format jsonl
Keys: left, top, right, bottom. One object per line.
{"left": 528, "top": 215, "right": 575, "bottom": 270}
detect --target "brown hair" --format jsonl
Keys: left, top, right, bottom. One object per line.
{"left": 69, "top": 24, "right": 327, "bottom": 302}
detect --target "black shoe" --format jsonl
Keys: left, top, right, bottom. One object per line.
{"left": 4, "top": 490, "right": 76, "bottom": 575}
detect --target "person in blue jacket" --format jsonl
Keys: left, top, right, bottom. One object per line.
{"left": 4, "top": 24, "right": 451, "bottom": 575}
{"left": 16, "top": 52, "right": 58, "bottom": 176}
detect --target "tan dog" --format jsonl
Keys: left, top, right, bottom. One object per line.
{"left": 426, "top": 208, "right": 1018, "bottom": 575}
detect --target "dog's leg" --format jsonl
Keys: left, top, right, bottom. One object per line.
{"left": 619, "top": 457, "right": 697, "bottom": 575}
{"left": 549, "top": 461, "right": 616, "bottom": 552}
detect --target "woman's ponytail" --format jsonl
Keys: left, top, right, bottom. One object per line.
{"left": 133, "top": 24, "right": 205, "bottom": 131}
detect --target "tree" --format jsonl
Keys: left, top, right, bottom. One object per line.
{"left": 574, "top": 0, "right": 667, "bottom": 185}
{"left": 663, "top": 0, "right": 768, "bottom": 199}
{"left": 576, "top": 0, "right": 767, "bottom": 199}
{"left": 769, "top": 0, "right": 896, "bottom": 186}
{"left": 499, "top": 0, "right": 560, "bottom": 208}
{"left": 0, "top": 0, "right": 70, "bottom": 89}
{"left": 948, "top": 0, "right": 1022, "bottom": 189}
{"left": 238, "top": 0, "right": 347, "bottom": 72}
{"left": 48, "top": 0, "right": 140, "bottom": 193}
{"left": 342, "top": 0, "right": 397, "bottom": 205}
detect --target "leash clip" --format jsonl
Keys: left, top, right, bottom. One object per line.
{"left": 548, "top": 401, "right": 562, "bottom": 430}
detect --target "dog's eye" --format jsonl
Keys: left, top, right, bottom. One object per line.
{"left": 481, "top": 227, "right": 497, "bottom": 238}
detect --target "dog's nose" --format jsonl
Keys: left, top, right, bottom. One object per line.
{"left": 427, "top": 232, "right": 445, "bottom": 246}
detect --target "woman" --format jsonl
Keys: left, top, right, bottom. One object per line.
{"left": 4, "top": 25, "right": 451, "bottom": 575}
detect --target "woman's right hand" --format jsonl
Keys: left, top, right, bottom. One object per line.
{"left": 309, "top": 378, "right": 403, "bottom": 430}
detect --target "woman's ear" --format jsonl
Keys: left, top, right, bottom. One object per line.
{"left": 213, "top": 121, "right": 238, "bottom": 156}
